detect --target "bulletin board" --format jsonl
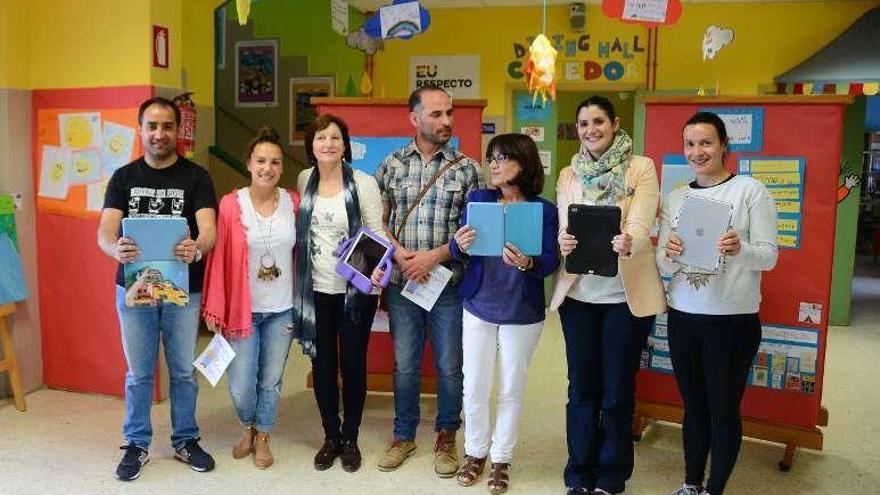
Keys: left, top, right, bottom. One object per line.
{"left": 32, "top": 86, "right": 156, "bottom": 398}
{"left": 312, "top": 97, "right": 487, "bottom": 392}
{"left": 636, "top": 95, "right": 852, "bottom": 468}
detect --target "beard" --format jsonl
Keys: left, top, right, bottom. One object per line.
{"left": 422, "top": 127, "right": 451, "bottom": 146}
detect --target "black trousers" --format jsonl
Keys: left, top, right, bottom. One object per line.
{"left": 558, "top": 298, "right": 654, "bottom": 494}
{"left": 312, "top": 292, "right": 376, "bottom": 442}
{"left": 667, "top": 308, "right": 761, "bottom": 495}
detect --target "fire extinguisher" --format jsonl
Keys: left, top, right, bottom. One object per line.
{"left": 173, "top": 92, "right": 197, "bottom": 159}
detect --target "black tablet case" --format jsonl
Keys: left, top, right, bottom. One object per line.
{"left": 565, "top": 204, "right": 621, "bottom": 277}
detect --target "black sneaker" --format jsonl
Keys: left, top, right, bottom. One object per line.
{"left": 116, "top": 444, "right": 149, "bottom": 481}
{"left": 174, "top": 437, "right": 215, "bottom": 472}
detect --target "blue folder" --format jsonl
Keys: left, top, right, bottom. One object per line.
{"left": 466, "top": 203, "right": 505, "bottom": 256}
{"left": 466, "top": 202, "right": 543, "bottom": 256}
{"left": 121, "top": 217, "right": 188, "bottom": 261}
{"left": 505, "top": 202, "right": 543, "bottom": 255}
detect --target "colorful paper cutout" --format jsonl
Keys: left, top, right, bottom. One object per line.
{"left": 602, "top": 0, "right": 682, "bottom": 26}
{"left": 703, "top": 25, "right": 735, "bottom": 61}
{"left": 523, "top": 34, "right": 558, "bottom": 106}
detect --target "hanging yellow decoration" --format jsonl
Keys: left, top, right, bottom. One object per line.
{"left": 236, "top": 0, "right": 251, "bottom": 26}
{"left": 523, "top": 34, "right": 557, "bottom": 106}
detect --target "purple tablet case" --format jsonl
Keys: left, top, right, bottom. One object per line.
{"left": 333, "top": 227, "right": 395, "bottom": 294}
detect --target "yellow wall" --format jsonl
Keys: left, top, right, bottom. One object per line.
{"left": 0, "top": 1, "right": 30, "bottom": 89}
{"left": 150, "top": 0, "right": 184, "bottom": 90}
{"left": 0, "top": 0, "right": 226, "bottom": 91}
{"left": 656, "top": 1, "right": 879, "bottom": 94}
{"left": 373, "top": 2, "right": 879, "bottom": 115}
{"left": 25, "top": 0, "right": 152, "bottom": 89}
{"left": 181, "top": 0, "right": 221, "bottom": 107}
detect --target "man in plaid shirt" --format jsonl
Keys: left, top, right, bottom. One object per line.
{"left": 375, "top": 87, "right": 484, "bottom": 477}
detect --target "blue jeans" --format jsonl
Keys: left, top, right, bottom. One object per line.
{"left": 386, "top": 283, "right": 463, "bottom": 440}
{"left": 115, "top": 286, "right": 202, "bottom": 450}
{"left": 226, "top": 309, "right": 295, "bottom": 432}
{"left": 558, "top": 298, "right": 653, "bottom": 494}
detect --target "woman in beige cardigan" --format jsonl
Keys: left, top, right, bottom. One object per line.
{"left": 552, "top": 96, "right": 666, "bottom": 495}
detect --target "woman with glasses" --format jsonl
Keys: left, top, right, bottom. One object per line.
{"left": 449, "top": 133, "right": 559, "bottom": 495}
{"left": 550, "top": 96, "right": 666, "bottom": 495}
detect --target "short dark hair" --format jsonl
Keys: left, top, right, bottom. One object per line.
{"left": 408, "top": 86, "right": 451, "bottom": 112}
{"left": 683, "top": 111, "right": 729, "bottom": 148}
{"left": 138, "top": 96, "right": 181, "bottom": 125}
{"left": 575, "top": 95, "right": 616, "bottom": 122}
{"left": 304, "top": 114, "right": 352, "bottom": 164}
{"left": 486, "top": 133, "right": 545, "bottom": 197}
{"left": 244, "top": 126, "right": 282, "bottom": 162}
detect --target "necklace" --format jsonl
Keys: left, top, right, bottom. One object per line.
{"left": 251, "top": 188, "right": 281, "bottom": 282}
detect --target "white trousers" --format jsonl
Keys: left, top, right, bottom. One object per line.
{"left": 461, "top": 309, "right": 544, "bottom": 463}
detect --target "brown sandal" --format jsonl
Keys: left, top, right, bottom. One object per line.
{"left": 487, "top": 462, "right": 510, "bottom": 495}
{"left": 456, "top": 455, "right": 487, "bottom": 487}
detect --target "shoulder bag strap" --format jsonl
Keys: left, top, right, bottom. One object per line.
{"left": 393, "top": 154, "right": 466, "bottom": 241}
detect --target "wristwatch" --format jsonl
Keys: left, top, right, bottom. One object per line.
{"left": 194, "top": 247, "right": 202, "bottom": 263}
{"left": 516, "top": 257, "right": 533, "bottom": 272}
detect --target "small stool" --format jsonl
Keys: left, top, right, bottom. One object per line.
{"left": 0, "top": 303, "right": 27, "bottom": 411}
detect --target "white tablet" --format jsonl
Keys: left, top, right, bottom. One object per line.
{"left": 674, "top": 195, "right": 733, "bottom": 271}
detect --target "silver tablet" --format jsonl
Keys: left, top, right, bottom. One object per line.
{"left": 674, "top": 195, "right": 733, "bottom": 271}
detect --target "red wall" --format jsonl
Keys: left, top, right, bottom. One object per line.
{"left": 34, "top": 86, "right": 154, "bottom": 397}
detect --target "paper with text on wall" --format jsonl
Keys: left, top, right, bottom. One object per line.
{"left": 400, "top": 264, "right": 452, "bottom": 311}
{"left": 194, "top": 333, "right": 236, "bottom": 387}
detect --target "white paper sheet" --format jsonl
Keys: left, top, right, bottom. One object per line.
{"left": 380, "top": 1, "right": 420, "bottom": 39}
{"left": 86, "top": 180, "right": 108, "bottom": 212}
{"left": 622, "top": 0, "right": 668, "bottom": 23}
{"left": 69, "top": 148, "right": 102, "bottom": 184}
{"left": 59, "top": 112, "right": 102, "bottom": 149}
{"left": 400, "top": 264, "right": 452, "bottom": 311}
{"left": 102, "top": 121, "right": 136, "bottom": 178}
{"left": 193, "top": 333, "right": 236, "bottom": 387}
{"left": 39, "top": 145, "right": 71, "bottom": 199}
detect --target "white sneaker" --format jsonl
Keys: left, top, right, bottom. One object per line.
{"left": 670, "top": 485, "right": 703, "bottom": 495}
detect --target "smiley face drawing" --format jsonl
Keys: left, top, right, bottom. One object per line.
{"left": 107, "top": 134, "right": 126, "bottom": 156}
{"left": 72, "top": 156, "right": 93, "bottom": 178}
{"left": 64, "top": 116, "right": 95, "bottom": 149}
{"left": 50, "top": 161, "right": 66, "bottom": 183}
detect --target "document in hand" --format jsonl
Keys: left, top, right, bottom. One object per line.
{"left": 674, "top": 195, "right": 733, "bottom": 271}
{"left": 565, "top": 204, "right": 621, "bottom": 277}
{"left": 465, "top": 201, "right": 543, "bottom": 256}
{"left": 193, "top": 333, "right": 236, "bottom": 387}
{"left": 121, "top": 217, "right": 189, "bottom": 307}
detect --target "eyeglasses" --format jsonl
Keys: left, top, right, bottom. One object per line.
{"left": 486, "top": 153, "right": 509, "bottom": 165}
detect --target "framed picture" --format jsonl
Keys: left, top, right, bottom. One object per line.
{"left": 289, "top": 76, "right": 335, "bottom": 145}
{"left": 235, "top": 39, "right": 278, "bottom": 107}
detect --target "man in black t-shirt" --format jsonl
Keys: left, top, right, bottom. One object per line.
{"left": 98, "top": 97, "right": 217, "bottom": 481}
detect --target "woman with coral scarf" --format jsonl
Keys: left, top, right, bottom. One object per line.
{"left": 201, "top": 126, "right": 299, "bottom": 470}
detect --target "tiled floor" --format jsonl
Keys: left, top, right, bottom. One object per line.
{"left": 1, "top": 260, "right": 878, "bottom": 494}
